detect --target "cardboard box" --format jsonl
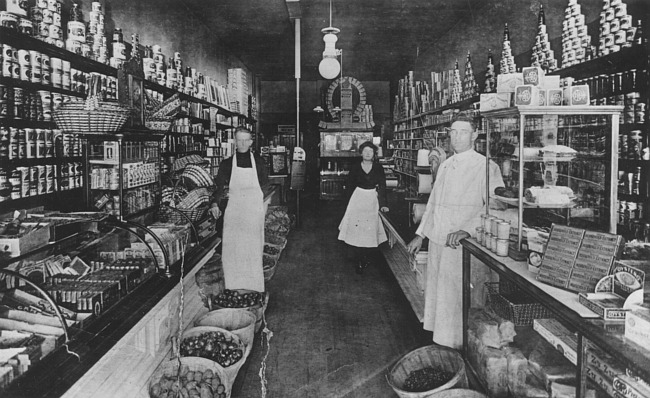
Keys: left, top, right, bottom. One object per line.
{"left": 563, "top": 85, "right": 590, "bottom": 106}
{"left": 480, "top": 93, "right": 512, "bottom": 112}
{"left": 613, "top": 374, "right": 650, "bottom": 398}
{"left": 538, "top": 89, "right": 547, "bottom": 106}
{"left": 523, "top": 66, "right": 545, "bottom": 86}
{"left": 533, "top": 318, "right": 578, "bottom": 365}
{"left": 515, "top": 85, "right": 541, "bottom": 106}
{"left": 0, "top": 223, "right": 51, "bottom": 257}
{"left": 548, "top": 89, "right": 564, "bottom": 106}
{"left": 625, "top": 305, "right": 650, "bottom": 348}
{"left": 497, "top": 73, "right": 524, "bottom": 93}
{"left": 578, "top": 293, "right": 627, "bottom": 321}
{"left": 542, "top": 75, "right": 561, "bottom": 90}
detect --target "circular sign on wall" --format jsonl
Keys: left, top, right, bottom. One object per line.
{"left": 326, "top": 76, "right": 367, "bottom": 119}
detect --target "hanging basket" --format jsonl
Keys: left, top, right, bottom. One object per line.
{"left": 148, "top": 356, "right": 231, "bottom": 398}
{"left": 53, "top": 98, "right": 131, "bottom": 134}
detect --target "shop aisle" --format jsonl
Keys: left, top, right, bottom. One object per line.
{"left": 232, "top": 193, "right": 432, "bottom": 397}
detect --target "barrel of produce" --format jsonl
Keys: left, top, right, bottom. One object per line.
{"left": 387, "top": 345, "right": 468, "bottom": 398}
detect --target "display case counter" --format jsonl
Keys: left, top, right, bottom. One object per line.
{"left": 461, "top": 238, "right": 650, "bottom": 398}
{"left": 2, "top": 234, "right": 221, "bottom": 398}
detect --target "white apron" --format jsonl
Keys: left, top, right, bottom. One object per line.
{"left": 338, "top": 187, "right": 388, "bottom": 248}
{"left": 222, "top": 152, "right": 265, "bottom": 292}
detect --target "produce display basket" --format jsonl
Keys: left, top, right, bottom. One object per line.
{"left": 180, "top": 326, "right": 251, "bottom": 387}
{"left": 194, "top": 308, "right": 257, "bottom": 346}
{"left": 209, "top": 290, "right": 269, "bottom": 333}
{"left": 484, "top": 281, "right": 554, "bottom": 326}
{"left": 263, "top": 253, "right": 279, "bottom": 282}
{"left": 148, "top": 356, "right": 231, "bottom": 398}
{"left": 53, "top": 100, "right": 131, "bottom": 134}
{"left": 160, "top": 204, "right": 209, "bottom": 224}
{"left": 387, "top": 345, "right": 468, "bottom": 398}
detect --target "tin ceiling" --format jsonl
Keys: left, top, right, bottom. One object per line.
{"left": 179, "top": 0, "right": 485, "bottom": 81}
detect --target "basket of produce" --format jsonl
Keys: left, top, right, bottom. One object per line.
{"left": 387, "top": 345, "right": 468, "bottom": 398}
{"left": 194, "top": 308, "right": 257, "bottom": 346}
{"left": 264, "top": 206, "right": 293, "bottom": 236}
{"left": 265, "top": 232, "right": 288, "bottom": 250}
{"left": 53, "top": 96, "right": 131, "bottom": 134}
{"left": 429, "top": 389, "right": 487, "bottom": 398}
{"left": 148, "top": 356, "right": 231, "bottom": 398}
{"left": 179, "top": 326, "right": 250, "bottom": 386}
{"left": 263, "top": 253, "right": 279, "bottom": 282}
{"left": 208, "top": 289, "right": 269, "bottom": 333}
{"left": 484, "top": 281, "right": 554, "bottom": 326}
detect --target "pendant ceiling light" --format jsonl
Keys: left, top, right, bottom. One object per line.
{"left": 318, "top": 0, "right": 341, "bottom": 80}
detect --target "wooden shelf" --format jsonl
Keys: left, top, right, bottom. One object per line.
{"left": 549, "top": 44, "right": 647, "bottom": 80}
{"left": 0, "top": 76, "right": 87, "bottom": 99}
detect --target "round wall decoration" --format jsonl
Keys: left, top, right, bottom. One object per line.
{"left": 326, "top": 76, "right": 367, "bottom": 119}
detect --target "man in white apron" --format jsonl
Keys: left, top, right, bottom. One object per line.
{"left": 213, "top": 128, "right": 267, "bottom": 293}
{"left": 407, "top": 112, "right": 504, "bottom": 349}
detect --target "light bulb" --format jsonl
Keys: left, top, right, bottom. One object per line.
{"left": 319, "top": 57, "right": 340, "bottom": 79}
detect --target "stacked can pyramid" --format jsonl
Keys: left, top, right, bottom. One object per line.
{"left": 531, "top": 4, "right": 558, "bottom": 72}
{"left": 598, "top": 0, "right": 637, "bottom": 57}
{"left": 462, "top": 51, "right": 479, "bottom": 100}
{"left": 484, "top": 49, "right": 496, "bottom": 93}
{"left": 500, "top": 23, "right": 517, "bottom": 74}
{"left": 451, "top": 60, "right": 463, "bottom": 104}
{"left": 561, "top": 0, "right": 591, "bottom": 68}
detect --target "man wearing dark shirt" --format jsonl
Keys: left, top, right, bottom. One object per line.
{"left": 212, "top": 127, "right": 268, "bottom": 292}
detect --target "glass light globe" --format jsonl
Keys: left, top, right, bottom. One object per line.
{"left": 319, "top": 57, "right": 340, "bottom": 79}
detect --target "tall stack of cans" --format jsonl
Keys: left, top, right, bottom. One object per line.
{"left": 500, "top": 23, "right": 517, "bottom": 74}
{"left": 598, "top": 0, "right": 637, "bottom": 57}
{"left": 531, "top": 4, "right": 558, "bottom": 72}
{"left": 88, "top": 2, "right": 109, "bottom": 64}
{"left": 65, "top": 3, "right": 86, "bottom": 55}
{"left": 152, "top": 45, "right": 166, "bottom": 87}
{"left": 561, "top": 0, "right": 591, "bottom": 68}
{"left": 462, "top": 51, "right": 479, "bottom": 100}
{"left": 228, "top": 68, "right": 248, "bottom": 114}
{"left": 110, "top": 28, "right": 126, "bottom": 69}
{"left": 31, "top": 0, "right": 64, "bottom": 48}
{"left": 450, "top": 60, "right": 462, "bottom": 104}
{"left": 484, "top": 49, "right": 496, "bottom": 93}
{"left": 142, "top": 46, "right": 156, "bottom": 81}
{"left": 173, "top": 52, "right": 185, "bottom": 92}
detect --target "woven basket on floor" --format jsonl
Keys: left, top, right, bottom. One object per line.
{"left": 429, "top": 389, "right": 487, "bottom": 398}
{"left": 387, "top": 345, "right": 468, "bottom": 398}
{"left": 181, "top": 326, "right": 251, "bottom": 387}
{"left": 148, "top": 356, "right": 231, "bottom": 398}
{"left": 194, "top": 308, "right": 256, "bottom": 346}
{"left": 209, "top": 290, "right": 269, "bottom": 333}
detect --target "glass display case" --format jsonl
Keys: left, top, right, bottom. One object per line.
{"left": 84, "top": 131, "right": 163, "bottom": 220}
{"left": 483, "top": 106, "right": 623, "bottom": 249}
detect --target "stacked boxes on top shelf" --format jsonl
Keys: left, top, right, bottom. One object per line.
{"left": 228, "top": 68, "right": 248, "bottom": 115}
{"left": 597, "top": 0, "right": 639, "bottom": 58}
{"left": 462, "top": 51, "right": 479, "bottom": 100}
{"left": 561, "top": 0, "right": 592, "bottom": 68}
{"left": 530, "top": 4, "right": 558, "bottom": 72}
{"left": 500, "top": 23, "right": 517, "bottom": 74}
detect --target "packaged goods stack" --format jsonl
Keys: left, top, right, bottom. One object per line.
{"left": 561, "top": 0, "right": 591, "bottom": 68}
{"left": 597, "top": 0, "right": 639, "bottom": 57}
{"left": 462, "top": 51, "right": 479, "bottom": 100}
{"left": 109, "top": 27, "right": 126, "bottom": 69}
{"left": 484, "top": 49, "right": 496, "bottom": 94}
{"left": 530, "top": 4, "right": 558, "bottom": 72}
{"left": 29, "top": 0, "right": 64, "bottom": 49}
{"left": 451, "top": 60, "right": 463, "bottom": 104}
{"left": 152, "top": 45, "right": 166, "bottom": 87}
{"left": 500, "top": 23, "right": 516, "bottom": 74}
{"left": 87, "top": 1, "right": 108, "bottom": 64}
{"left": 228, "top": 68, "right": 248, "bottom": 115}
{"left": 171, "top": 52, "right": 184, "bottom": 93}
{"left": 65, "top": 3, "right": 85, "bottom": 56}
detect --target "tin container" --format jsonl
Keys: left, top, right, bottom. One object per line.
{"left": 52, "top": 11, "right": 61, "bottom": 26}
{"left": 476, "top": 227, "right": 484, "bottom": 245}
{"left": 67, "top": 21, "right": 86, "bottom": 41}
{"left": 497, "top": 221, "right": 511, "bottom": 240}
{"left": 489, "top": 235, "right": 498, "bottom": 253}
{"left": 496, "top": 239, "right": 509, "bottom": 257}
{"left": 19, "top": 18, "right": 34, "bottom": 36}
{"left": 47, "top": 0, "right": 61, "bottom": 13}
{"left": 0, "top": 11, "right": 19, "bottom": 30}
{"left": 484, "top": 232, "right": 492, "bottom": 248}
{"left": 48, "top": 24, "right": 61, "bottom": 39}
{"left": 19, "top": 65, "right": 31, "bottom": 82}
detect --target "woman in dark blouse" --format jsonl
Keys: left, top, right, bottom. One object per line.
{"left": 338, "top": 141, "right": 389, "bottom": 274}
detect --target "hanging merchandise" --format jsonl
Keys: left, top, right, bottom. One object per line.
{"left": 500, "top": 23, "right": 517, "bottom": 74}
{"left": 530, "top": 4, "right": 558, "bottom": 72}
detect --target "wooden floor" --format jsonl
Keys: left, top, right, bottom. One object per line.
{"left": 232, "top": 193, "right": 432, "bottom": 398}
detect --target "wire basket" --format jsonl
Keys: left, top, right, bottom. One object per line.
{"left": 53, "top": 100, "right": 131, "bottom": 134}
{"left": 484, "top": 282, "right": 554, "bottom": 326}
{"left": 159, "top": 205, "right": 208, "bottom": 224}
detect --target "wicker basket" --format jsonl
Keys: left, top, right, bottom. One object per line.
{"left": 429, "top": 389, "right": 487, "bottom": 398}
{"left": 485, "top": 281, "right": 554, "bottom": 326}
{"left": 181, "top": 326, "right": 251, "bottom": 387}
{"left": 263, "top": 253, "right": 279, "bottom": 282}
{"left": 160, "top": 205, "right": 208, "bottom": 224}
{"left": 387, "top": 345, "right": 468, "bottom": 398}
{"left": 53, "top": 100, "right": 131, "bottom": 133}
{"left": 148, "top": 356, "right": 231, "bottom": 398}
{"left": 194, "top": 308, "right": 256, "bottom": 346}
{"left": 209, "top": 290, "right": 269, "bottom": 333}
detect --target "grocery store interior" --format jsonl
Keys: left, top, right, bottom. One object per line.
{"left": 1, "top": 0, "right": 650, "bottom": 397}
